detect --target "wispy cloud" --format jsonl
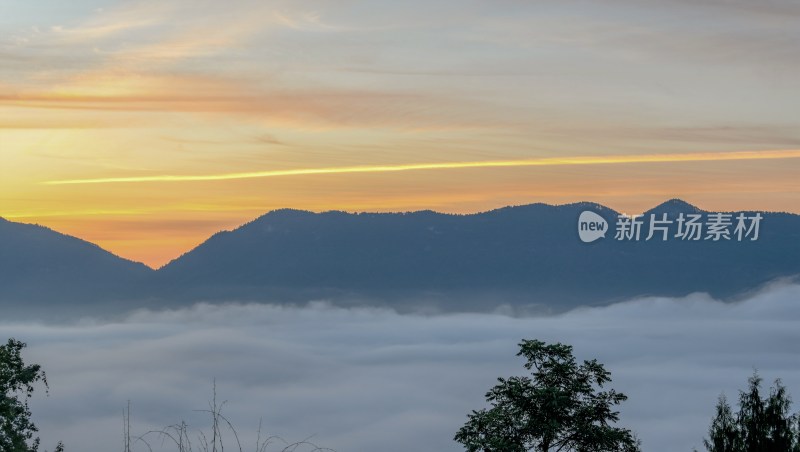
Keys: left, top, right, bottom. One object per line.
{"left": 43, "top": 149, "right": 800, "bottom": 185}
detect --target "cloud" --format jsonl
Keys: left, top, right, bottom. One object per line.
{"left": 2, "top": 282, "right": 800, "bottom": 451}
{"left": 4, "top": 0, "right": 799, "bottom": 138}
{"left": 1, "top": 82, "right": 454, "bottom": 130}
{"left": 40, "top": 148, "right": 800, "bottom": 185}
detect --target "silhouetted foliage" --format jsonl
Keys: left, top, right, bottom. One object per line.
{"left": 704, "top": 372, "right": 798, "bottom": 452}
{"left": 129, "top": 382, "right": 334, "bottom": 452}
{"left": 704, "top": 395, "right": 740, "bottom": 452}
{"left": 0, "top": 338, "right": 48, "bottom": 452}
{"left": 454, "top": 339, "right": 640, "bottom": 452}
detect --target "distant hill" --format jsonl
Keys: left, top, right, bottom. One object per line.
{"left": 153, "top": 199, "right": 800, "bottom": 312}
{"left": 0, "top": 217, "right": 153, "bottom": 316}
{"left": 2, "top": 199, "right": 799, "bottom": 315}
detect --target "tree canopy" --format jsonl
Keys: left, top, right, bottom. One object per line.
{"left": 1, "top": 338, "right": 48, "bottom": 452}
{"left": 704, "top": 372, "right": 799, "bottom": 452}
{"left": 454, "top": 339, "right": 640, "bottom": 452}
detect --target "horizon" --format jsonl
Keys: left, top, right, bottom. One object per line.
{"left": 3, "top": 196, "right": 794, "bottom": 269}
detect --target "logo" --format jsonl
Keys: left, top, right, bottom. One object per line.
{"left": 578, "top": 211, "right": 608, "bottom": 243}
{"left": 577, "top": 210, "right": 762, "bottom": 244}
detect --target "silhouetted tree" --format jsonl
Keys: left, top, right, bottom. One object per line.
{"left": 704, "top": 372, "right": 797, "bottom": 452}
{"left": 454, "top": 339, "right": 640, "bottom": 452}
{"left": 763, "top": 378, "right": 794, "bottom": 450}
{"left": 704, "top": 395, "right": 740, "bottom": 452}
{"left": 0, "top": 338, "right": 48, "bottom": 452}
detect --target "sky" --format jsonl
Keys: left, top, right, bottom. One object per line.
{"left": 2, "top": 0, "right": 800, "bottom": 267}
{"left": 2, "top": 281, "right": 798, "bottom": 452}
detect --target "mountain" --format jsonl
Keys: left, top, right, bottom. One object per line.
{"left": 0, "top": 217, "right": 153, "bottom": 316}
{"left": 644, "top": 198, "right": 703, "bottom": 216}
{"left": 3, "top": 200, "right": 799, "bottom": 315}
{"left": 153, "top": 199, "right": 800, "bottom": 312}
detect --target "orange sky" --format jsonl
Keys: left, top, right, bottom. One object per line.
{"left": 2, "top": 0, "right": 799, "bottom": 268}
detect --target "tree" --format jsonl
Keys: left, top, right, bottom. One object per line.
{"left": 454, "top": 339, "right": 640, "bottom": 452}
{"left": 763, "top": 378, "right": 794, "bottom": 450}
{"left": 704, "top": 372, "right": 797, "bottom": 452}
{"left": 0, "top": 338, "right": 48, "bottom": 452}
{"left": 703, "top": 395, "right": 740, "bottom": 452}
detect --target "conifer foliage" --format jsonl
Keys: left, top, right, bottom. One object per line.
{"left": 704, "top": 372, "right": 799, "bottom": 452}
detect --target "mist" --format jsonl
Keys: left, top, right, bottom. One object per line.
{"left": 4, "top": 282, "right": 800, "bottom": 451}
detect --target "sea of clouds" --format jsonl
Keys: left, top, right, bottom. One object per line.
{"left": 3, "top": 282, "right": 800, "bottom": 452}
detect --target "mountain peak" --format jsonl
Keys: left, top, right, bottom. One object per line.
{"left": 247, "top": 208, "right": 315, "bottom": 224}
{"left": 562, "top": 201, "right": 620, "bottom": 215}
{"left": 645, "top": 198, "right": 702, "bottom": 215}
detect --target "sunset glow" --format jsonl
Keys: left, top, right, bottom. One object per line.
{"left": 3, "top": 0, "right": 799, "bottom": 267}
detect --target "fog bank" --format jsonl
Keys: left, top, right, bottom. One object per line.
{"left": 3, "top": 282, "right": 800, "bottom": 451}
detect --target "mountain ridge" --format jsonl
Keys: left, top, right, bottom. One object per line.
{"left": 0, "top": 218, "right": 153, "bottom": 316}
{"left": 2, "top": 199, "right": 799, "bottom": 316}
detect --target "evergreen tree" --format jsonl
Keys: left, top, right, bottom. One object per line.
{"left": 738, "top": 373, "right": 768, "bottom": 451}
{"left": 704, "top": 372, "right": 797, "bottom": 452}
{"left": 764, "top": 379, "right": 794, "bottom": 450}
{"left": 704, "top": 395, "right": 739, "bottom": 452}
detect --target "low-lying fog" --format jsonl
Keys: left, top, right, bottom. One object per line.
{"left": 4, "top": 282, "right": 800, "bottom": 452}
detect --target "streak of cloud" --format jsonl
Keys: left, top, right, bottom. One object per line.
{"left": 42, "top": 148, "right": 800, "bottom": 185}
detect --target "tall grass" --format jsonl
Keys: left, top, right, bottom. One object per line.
{"left": 121, "top": 381, "right": 334, "bottom": 452}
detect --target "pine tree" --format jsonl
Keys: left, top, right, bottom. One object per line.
{"left": 704, "top": 395, "right": 739, "bottom": 452}
{"left": 703, "top": 371, "right": 798, "bottom": 452}
{"left": 738, "top": 373, "right": 768, "bottom": 451}
{"left": 764, "top": 379, "right": 794, "bottom": 450}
